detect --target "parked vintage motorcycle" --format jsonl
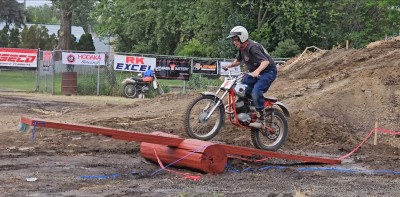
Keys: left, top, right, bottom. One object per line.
{"left": 184, "top": 71, "right": 290, "bottom": 151}
{"left": 122, "top": 70, "right": 164, "bottom": 98}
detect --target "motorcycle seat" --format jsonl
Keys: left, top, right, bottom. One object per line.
{"left": 131, "top": 76, "right": 154, "bottom": 82}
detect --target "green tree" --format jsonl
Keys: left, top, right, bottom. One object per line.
{"left": 70, "top": 34, "right": 78, "bottom": 50}
{"left": 93, "top": 0, "right": 244, "bottom": 57}
{"left": 0, "top": 0, "right": 26, "bottom": 29}
{"left": 77, "top": 33, "right": 95, "bottom": 51}
{"left": 20, "top": 26, "right": 36, "bottom": 49}
{"left": 71, "top": 0, "right": 96, "bottom": 34}
{"left": 20, "top": 25, "right": 54, "bottom": 50}
{"left": 0, "top": 27, "right": 9, "bottom": 47}
{"left": 51, "top": 0, "right": 76, "bottom": 51}
{"left": 176, "top": 39, "right": 209, "bottom": 57}
{"left": 91, "top": 0, "right": 400, "bottom": 58}
{"left": 333, "top": 0, "right": 400, "bottom": 48}
{"left": 45, "top": 33, "right": 58, "bottom": 50}
{"left": 271, "top": 39, "right": 300, "bottom": 58}
{"left": 26, "top": 4, "right": 59, "bottom": 25}
{"left": 51, "top": 0, "right": 97, "bottom": 52}
{"left": 8, "top": 28, "right": 20, "bottom": 48}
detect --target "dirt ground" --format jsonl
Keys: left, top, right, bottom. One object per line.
{"left": 0, "top": 39, "right": 399, "bottom": 197}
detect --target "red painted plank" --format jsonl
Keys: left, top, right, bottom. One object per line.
{"left": 20, "top": 117, "right": 184, "bottom": 147}
{"left": 20, "top": 117, "right": 341, "bottom": 165}
{"left": 222, "top": 144, "right": 341, "bottom": 165}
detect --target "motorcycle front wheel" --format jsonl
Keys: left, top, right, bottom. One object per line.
{"left": 156, "top": 82, "right": 165, "bottom": 95}
{"left": 123, "top": 83, "right": 138, "bottom": 98}
{"left": 184, "top": 95, "right": 225, "bottom": 141}
{"left": 251, "top": 108, "right": 288, "bottom": 151}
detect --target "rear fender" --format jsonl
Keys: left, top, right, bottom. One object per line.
{"left": 122, "top": 78, "right": 136, "bottom": 85}
{"left": 274, "top": 102, "right": 290, "bottom": 117}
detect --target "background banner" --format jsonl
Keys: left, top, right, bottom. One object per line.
{"left": 113, "top": 55, "right": 156, "bottom": 72}
{"left": 62, "top": 52, "right": 105, "bottom": 66}
{"left": 0, "top": 48, "right": 38, "bottom": 68}
{"left": 219, "top": 61, "right": 241, "bottom": 76}
{"left": 192, "top": 59, "right": 218, "bottom": 75}
{"left": 156, "top": 58, "right": 190, "bottom": 80}
{"left": 42, "top": 51, "right": 52, "bottom": 72}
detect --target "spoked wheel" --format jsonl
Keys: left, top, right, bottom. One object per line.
{"left": 123, "top": 83, "right": 138, "bottom": 98}
{"left": 184, "top": 95, "right": 225, "bottom": 140}
{"left": 251, "top": 108, "right": 288, "bottom": 151}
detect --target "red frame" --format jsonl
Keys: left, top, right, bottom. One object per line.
{"left": 226, "top": 89, "right": 275, "bottom": 129}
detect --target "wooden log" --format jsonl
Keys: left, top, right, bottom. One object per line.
{"left": 141, "top": 132, "right": 227, "bottom": 174}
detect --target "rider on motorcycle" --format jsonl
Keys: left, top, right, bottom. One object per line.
{"left": 223, "top": 26, "right": 277, "bottom": 128}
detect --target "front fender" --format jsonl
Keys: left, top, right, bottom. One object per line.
{"left": 275, "top": 101, "right": 290, "bottom": 117}
{"left": 200, "top": 92, "right": 219, "bottom": 98}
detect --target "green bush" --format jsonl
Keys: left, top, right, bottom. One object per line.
{"left": 186, "top": 74, "right": 221, "bottom": 90}
{"left": 271, "top": 39, "right": 300, "bottom": 58}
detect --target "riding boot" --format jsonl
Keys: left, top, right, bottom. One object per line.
{"left": 249, "top": 109, "right": 265, "bottom": 128}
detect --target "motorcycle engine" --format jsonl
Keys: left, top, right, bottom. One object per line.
{"left": 233, "top": 83, "right": 247, "bottom": 98}
{"left": 238, "top": 113, "right": 251, "bottom": 125}
{"left": 140, "top": 85, "right": 149, "bottom": 91}
{"left": 236, "top": 99, "right": 258, "bottom": 125}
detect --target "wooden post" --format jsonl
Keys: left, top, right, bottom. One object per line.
{"left": 374, "top": 122, "right": 379, "bottom": 145}
{"left": 346, "top": 40, "right": 349, "bottom": 49}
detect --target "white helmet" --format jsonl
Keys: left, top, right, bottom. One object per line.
{"left": 227, "top": 26, "right": 249, "bottom": 42}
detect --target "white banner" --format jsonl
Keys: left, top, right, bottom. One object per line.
{"left": 113, "top": 55, "right": 156, "bottom": 72}
{"left": 219, "top": 61, "right": 241, "bottom": 76}
{"left": 62, "top": 52, "right": 105, "bottom": 66}
{"left": 0, "top": 48, "right": 38, "bottom": 68}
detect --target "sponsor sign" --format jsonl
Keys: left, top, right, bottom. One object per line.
{"left": 113, "top": 55, "right": 156, "bottom": 72}
{"left": 62, "top": 52, "right": 105, "bottom": 66}
{"left": 156, "top": 58, "right": 190, "bottom": 80}
{"left": 42, "top": 51, "right": 52, "bottom": 72}
{"left": 0, "top": 48, "right": 38, "bottom": 68}
{"left": 219, "top": 61, "right": 241, "bottom": 76}
{"left": 192, "top": 59, "right": 218, "bottom": 75}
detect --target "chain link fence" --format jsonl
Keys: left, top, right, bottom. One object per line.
{"left": 33, "top": 50, "right": 289, "bottom": 96}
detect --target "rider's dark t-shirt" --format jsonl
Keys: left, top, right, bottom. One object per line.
{"left": 236, "top": 40, "right": 276, "bottom": 73}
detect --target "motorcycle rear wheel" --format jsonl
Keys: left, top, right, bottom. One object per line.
{"left": 184, "top": 95, "right": 225, "bottom": 140}
{"left": 251, "top": 108, "right": 288, "bottom": 151}
{"left": 123, "top": 83, "right": 138, "bottom": 98}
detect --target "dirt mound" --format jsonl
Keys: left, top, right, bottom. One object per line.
{"left": 273, "top": 39, "right": 400, "bottom": 157}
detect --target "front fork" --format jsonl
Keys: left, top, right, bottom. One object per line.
{"left": 204, "top": 90, "right": 229, "bottom": 120}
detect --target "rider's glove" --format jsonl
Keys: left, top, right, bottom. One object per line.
{"left": 222, "top": 66, "right": 229, "bottom": 71}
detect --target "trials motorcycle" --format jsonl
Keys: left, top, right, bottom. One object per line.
{"left": 122, "top": 71, "right": 164, "bottom": 98}
{"left": 184, "top": 71, "right": 290, "bottom": 151}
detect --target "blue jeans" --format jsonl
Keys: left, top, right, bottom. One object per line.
{"left": 242, "top": 69, "right": 277, "bottom": 110}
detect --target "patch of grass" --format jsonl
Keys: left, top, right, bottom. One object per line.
{"left": 0, "top": 70, "right": 221, "bottom": 95}
{"left": 0, "top": 70, "right": 37, "bottom": 91}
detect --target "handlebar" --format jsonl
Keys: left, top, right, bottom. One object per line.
{"left": 224, "top": 69, "right": 254, "bottom": 80}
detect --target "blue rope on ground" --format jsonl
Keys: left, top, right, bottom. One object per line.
{"left": 79, "top": 173, "right": 121, "bottom": 180}
{"left": 78, "top": 170, "right": 146, "bottom": 180}
{"left": 297, "top": 167, "right": 400, "bottom": 175}
{"left": 225, "top": 163, "right": 400, "bottom": 175}
{"left": 31, "top": 121, "right": 47, "bottom": 141}
{"left": 225, "top": 163, "right": 239, "bottom": 173}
